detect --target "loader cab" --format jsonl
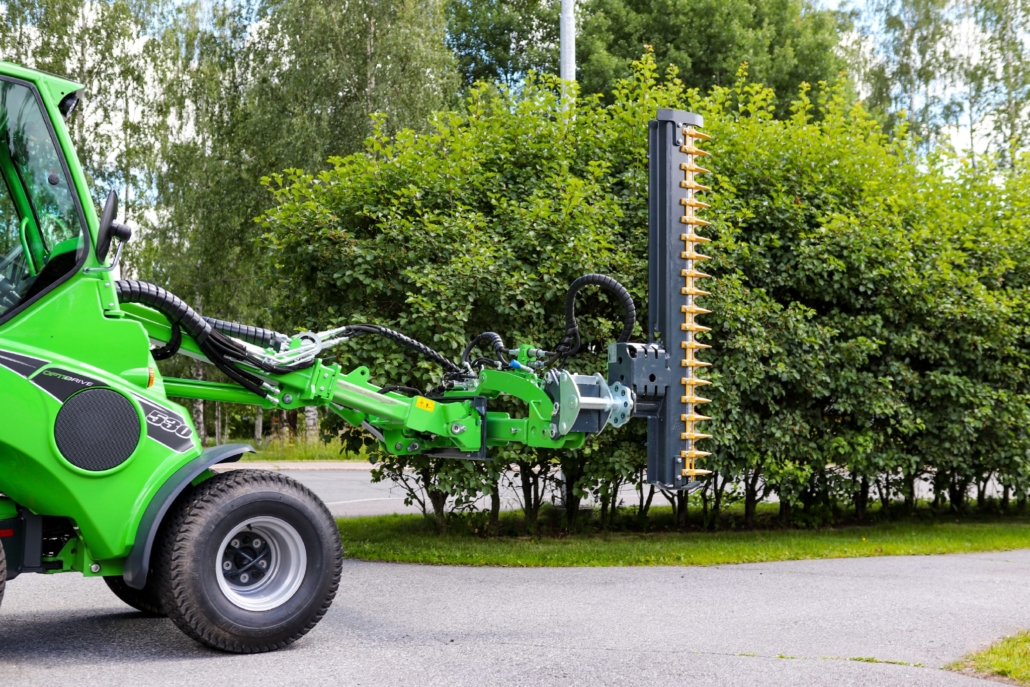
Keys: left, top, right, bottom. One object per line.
{"left": 0, "top": 75, "right": 88, "bottom": 326}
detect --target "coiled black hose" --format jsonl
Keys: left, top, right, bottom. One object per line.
{"left": 204, "top": 317, "right": 290, "bottom": 350}
{"left": 115, "top": 280, "right": 273, "bottom": 397}
{"left": 460, "top": 332, "right": 508, "bottom": 367}
{"left": 150, "top": 322, "right": 181, "bottom": 361}
{"left": 550, "top": 274, "right": 636, "bottom": 363}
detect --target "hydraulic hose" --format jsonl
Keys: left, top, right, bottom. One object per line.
{"left": 460, "top": 332, "right": 508, "bottom": 367}
{"left": 551, "top": 274, "right": 636, "bottom": 363}
{"left": 343, "top": 324, "right": 463, "bottom": 374}
{"left": 204, "top": 317, "right": 289, "bottom": 350}
{"left": 115, "top": 280, "right": 214, "bottom": 344}
{"left": 115, "top": 280, "right": 274, "bottom": 398}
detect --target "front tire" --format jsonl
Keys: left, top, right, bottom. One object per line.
{"left": 104, "top": 575, "right": 165, "bottom": 616}
{"left": 154, "top": 470, "right": 342, "bottom": 653}
{"left": 0, "top": 539, "right": 6, "bottom": 611}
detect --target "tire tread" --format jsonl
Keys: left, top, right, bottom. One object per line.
{"left": 153, "top": 469, "right": 341, "bottom": 653}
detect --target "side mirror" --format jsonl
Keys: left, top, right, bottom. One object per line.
{"left": 96, "top": 190, "right": 132, "bottom": 264}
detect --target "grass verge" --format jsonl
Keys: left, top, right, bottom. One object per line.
{"left": 949, "top": 632, "right": 1030, "bottom": 685}
{"left": 337, "top": 510, "right": 1030, "bottom": 567}
{"left": 238, "top": 438, "right": 366, "bottom": 462}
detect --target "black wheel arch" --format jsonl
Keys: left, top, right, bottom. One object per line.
{"left": 123, "top": 443, "right": 254, "bottom": 589}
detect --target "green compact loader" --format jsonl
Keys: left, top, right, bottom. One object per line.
{"left": 0, "top": 62, "right": 713, "bottom": 652}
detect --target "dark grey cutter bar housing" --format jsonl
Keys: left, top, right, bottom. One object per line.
{"left": 607, "top": 108, "right": 710, "bottom": 491}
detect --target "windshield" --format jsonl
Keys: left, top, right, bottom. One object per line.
{"left": 0, "top": 79, "right": 86, "bottom": 320}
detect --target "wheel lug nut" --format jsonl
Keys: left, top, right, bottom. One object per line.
{"left": 252, "top": 538, "right": 262, "bottom": 548}
{"left": 258, "top": 560, "right": 267, "bottom": 569}
{"left": 223, "top": 561, "right": 232, "bottom": 571}
{"left": 231, "top": 539, "right": 240, "bottom": 548}
{"left": 240, "top": 573, "right": 249, "bottom": 583}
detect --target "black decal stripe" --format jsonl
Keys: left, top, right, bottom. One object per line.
{"left": 0, "top": 349, "right": 48, "bottom": 377}
{"left": 133, "top": 394, "right": 195, "bottom": 453}
{"left": 30, "top": 368, "right": 103, "bottom": 402}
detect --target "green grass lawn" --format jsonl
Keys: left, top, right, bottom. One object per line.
{"left": 337, "top": 509, "right": 1030, "bottom": 567}
{"left": 949, "top": 631, "right": 1030, "bottom": 684}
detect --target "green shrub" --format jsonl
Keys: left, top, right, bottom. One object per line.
{"left": 259, "top": 52, "right": 1030, "bottom": 529}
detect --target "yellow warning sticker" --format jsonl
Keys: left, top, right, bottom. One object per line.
{"left": 415, "top": 397, "right": 436, "bottom": 412}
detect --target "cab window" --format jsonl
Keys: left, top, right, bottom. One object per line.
{"left": 0, "top": 79, "right": 86, "bottom": 320}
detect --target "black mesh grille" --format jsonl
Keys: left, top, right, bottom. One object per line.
{"left": 54, "top": 389, "right": 140, "bottom": 471}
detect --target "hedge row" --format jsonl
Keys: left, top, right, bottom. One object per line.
{"left": 260, "top": 53, "right": 1030, "bottom": 529}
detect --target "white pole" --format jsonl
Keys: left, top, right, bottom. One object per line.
{"left": 560, "top": 0, "right": 576, "bottom": 87}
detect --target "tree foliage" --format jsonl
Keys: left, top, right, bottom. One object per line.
{"left": 446, "top": 0, "right": 559, "bottom": 88}
{"left": 576, "top": 0, "right": 849, "bottom": 107}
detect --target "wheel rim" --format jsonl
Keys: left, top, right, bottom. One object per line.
{"left": 216, "top": 516, "right": 307, "bottom": 612}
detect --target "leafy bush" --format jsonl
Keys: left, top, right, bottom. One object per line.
{"left": 259, "top": 52, "right": 1030, "bottom": 529}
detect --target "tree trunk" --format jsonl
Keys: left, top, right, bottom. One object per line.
{"left": 976, "top": 472, "right": 992, "bottom": 511}
{"left": 565, "top": 487, "right": 583, "bottom": 529}
{"left": 877, "top": 476, "right": 891, "bottom": 516}
{"left": 708, "top": 473, "right": 725, "bottom": 530}
{"left": 744, "top": 469, "right": 761, "bottom": 527}
{"left": 778, "top": 497, "right": 791, "bottom": 526}
{"left": 254, "top": 409, "right": 263, "bottom": 445}
{"left": 191, "top": 359, "right": 206, "bottom": 446}
{"left": 559, "top": 458, "right": 585, "bottom": 530}
{"left": 420, "top": 467, "right": 448, "bottom": 531}
{"left": 948, "top": 474, "right": 968, "bottom": 512}
{"left": 489, "top": 484, "right": 501, "bottom": 533}
{"left": 932, "top": 470, "right": 947, "bottom": 512}
{"left": 699, "top": 481, "right": 710, "bottom": 526}
{"left": 1003, "top": 485, "right": 1011, "bottom": 512}
{"left": 518, "top": 462, "right": 545, "bottom": 532}
{"left": 602, "top": 477, "right": 623, "bottom": 529}
{"left": 304, "top": 406, "right": 319, "bottom": 443}
{"left": 215, "top": 403, "right": 222, "bottom": 445}
{"left": 637, "top": 475, "right": 655, "bottom": 518}
{"left": 903, "top": 471, "right": 917, "bottom": 515}
{"left": 855, "top": 477, "right": 870, "bottom": 521}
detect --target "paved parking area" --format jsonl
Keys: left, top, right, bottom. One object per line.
{"left": 3, "top": 550, "right": 1030, "bottom": 685}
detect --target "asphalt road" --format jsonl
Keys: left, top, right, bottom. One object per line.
{"left": 3, "top": 549, "right": 1030, "bottom": 685}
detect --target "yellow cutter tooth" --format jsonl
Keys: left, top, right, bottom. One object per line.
{"left": 680, "top": 162, "right": 711, "bottom": 174}
{"left": 681, "top": 322, "right": 712, "bottom": 333}
{"left": 682, "top": 341, "right": 712, "bottom": 350}
{"left": 681, "top": 285, "right": 712, "bottom": 296}
{"left": 681, "top": 233, "right": 711, "bottom": 243}
{"left": 681, "top": 268, "right": 712, "bottom": 279}
{"left": 681, "top": 250, "right": 711, "bottom": 261}
{"left": 680, "top": 216, "right": 711, "bottom": 226}
{"left": 680, "top": 449, "right": 712, "bottom": 459}
{"left": 681, "top": 431, "right": 713, "bottom": 441}
{"left": 681, "top": 377, "right": 711, "bottom": 386}
{"left": 681, "top": 395, "right": 712, "bottom": 404}
{"left": 680, "top": 198, "right": 711, "bottom": 209}
{"left": 680, "top": 145, "right": 711, "bottom": 156}
{"left": 683, "top": 468, "right": 714, "bottom": 477}
{"left": 681, "top": 304, "right": 712, "bottom": 315}
{"left": 681, "top": 359, "right": 712, "bottom": 368}
{"left": 684, "top": 127, "right": 711, "bottom": 140}
{"left": 680, "top": 180, "right": 712, "bottom": 191}
{"left": 681, "top": 413, "right": 712, "bottom": 422}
